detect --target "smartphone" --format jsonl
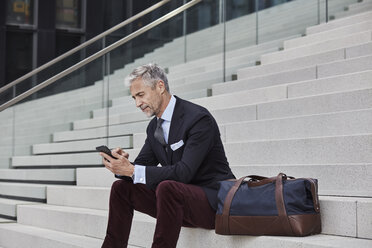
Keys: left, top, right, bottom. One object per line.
{"left": 96, "top": 145, "right": 116, "bottom": 159}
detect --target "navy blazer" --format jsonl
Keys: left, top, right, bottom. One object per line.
{"left": 122, "top": 96, "right": 235, "bottom": 209}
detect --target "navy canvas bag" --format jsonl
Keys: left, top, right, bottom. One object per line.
{"left": 215, "top": 173, "right": 321, "bottom": 236}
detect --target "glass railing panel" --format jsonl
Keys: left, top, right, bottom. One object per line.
{"left": 103, "top": 0, "right": 186, "bottom": 74}
{"left": 326, "top": 0, "right": 362, "bottom": 22}
{"left": 1, "top": 0, "right": 185, "bottom": 108}
{"left": 0, "top": 37, "right": 106, "bottom": 106}
{"left": 2, "top": 0, "right": 201, "bottom": 168}
{"left": 11, "top": 57, "right": 107, "bottom": 158}
{"left": 105, "top": 4, "right": 187, "bottom": 138}
{"left": 176, "top": 0, "right": 224, "bottom": 98}
{"left": 257, "top": 0, "right": 320, "bottom": 44}
{"left": 225, "top": 0, "right": 257, "bottom": 82}
{"left": 0, "top": 106, "right": 14, "bottom": 169}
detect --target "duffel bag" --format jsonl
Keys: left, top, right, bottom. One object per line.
{"left": 215, "top": 173, "right": 321, "bottom": 236}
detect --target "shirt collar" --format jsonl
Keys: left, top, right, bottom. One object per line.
{"left": 160, "top": 95, "right": 176, "bottom": 122}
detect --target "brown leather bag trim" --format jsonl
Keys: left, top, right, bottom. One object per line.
{"left": 221, "top": 177, "right": 246, "bottom": 234}
{"left": 275, "top": 173, "right": 294, "bottom": 235}
{"left": 216, "top": 213, "right": 321, "bottom": 236}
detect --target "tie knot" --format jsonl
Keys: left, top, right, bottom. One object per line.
{"left": 157, "top": 118, "right": 164, "bottom": 127}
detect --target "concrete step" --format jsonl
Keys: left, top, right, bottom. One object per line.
{"left": 73, "top": 110, "right": 149, "bottom": 130}
{"left": 260, "top": 30, "right": 372, "bottom": 64}
{"left": 198, "top": 87, "right": 372, "bottom": 125}
{"left": 53, "top": 121, "right": 149, "bottom": 142}
{"left": 238, "top": 41, "right": 371, "bottom": 81}
{"left": 225, "top": 134, "right": 372, "bottom": 165}
{"left": 133, "top": 133, "right": 146, "bottom": 149}
{"left": 239, "top": 68, "right": 372, "bottom": 104}
{"left": 193, "top": 84, "right": 288, "bottom": 111}
{"left": 0, "top": 223, "right": 103, "bottom": 248}
{"left": 12, "top": 85, "right": 102, "bottom": 111}
{"left": 231, "top": 163, "right": 372, "bottom": 198}
{"left": 318, "top": 54, "right": 372, "bottom": 78}
{"left": 11, "top": 149, "right": 140, "bottom": 168}
{"left": 214, "top": 66, "right": 316, "bottom": 96}
{"left": 13, "top": 98, "right": 100, "bottom": 121}
{"left": 221, "top": 108, "right": 372, "bottom": 143}
{"left": 167, "top": 36, "right": 295, "bottom": 75}
{"left": 167, "top": 47, "right": 278, "bottom": 82}
{"left": 32, "top": 136, "right": 132, "bottom": 155}
{"left": 15, "top": 195, "right": 372, "bottom": 241}
{"left": 1, "top": 221, "right": 371, "bottom": 248}
{"left": 17, "top": 204, "right": 108, "bottom": 239}
{"left": 332, "top": 2, "right": 372, "bottom": 19}
{"left": 76, "top": 167, "right": 116, "bottom": 187}
{"left": 52, "top": 162, "right": 372, "bottom": 208}
{"left": 0, "top": 198, "right": 41, "bottom": 219}
{"left": 75, "top": 161, "right": 372, "bottom": 199}
{"left": 284, "top": 20, "right": 372, "bottom": 49}
{"left": 109, "top": 86, "right": 208, "bottom": 108}
{"left": 288, "top": 69, "right": 372, "bottom": 98}
{"left": 47, "top": 186, "right": 110, "bottom": 210}
{"left": 0, "top": 168, "right": 75, "bottom": 183}
{"left": 103, "top": 89, "right": 209, "bottom": 118}
{"left": 0, "top": 182, "right": 47, "bottom": 201}
{"left": 255, "top": 87, "right": 372, "bottom": 120}
{"left": 214, "top": 55, "right": 372, "bottom": 95}
{"left": 71, "top": 86, "right": 372, "bottom": 131}
{"left": 14, "top": 133, "right": 372, "bottom": 167}
{"left": 0, "top": 217, "right": 14, "bottom": 223}
{"left": 309, "top": 10, "right": 372, "bottom": 35}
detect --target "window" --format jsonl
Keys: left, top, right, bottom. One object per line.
{"left": 56, "top": 0, "right": 82, "bottom": 30}
{"left": 6, "top": 0, "right": 34, "bottom": 26}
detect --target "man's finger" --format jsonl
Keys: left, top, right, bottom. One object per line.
{"left": 122, "top": 151, "right": 129, "bottom": 159}
{"left": 104, "top": 163, "right": 113, "bottom": 173}
{"left": 100, "top": 152, "right": 111, "bottom": 162}
{"left": 111, "top": 150, "right": 121, "bottom": 159}
{"left": 113, "top": 147, "right": 122, "bottom": 154}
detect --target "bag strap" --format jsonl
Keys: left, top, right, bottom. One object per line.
{"left": 246, "top": 175, "right": 268, "bottom": 181}
{"left": 275, "top": 173, "right": 294, "bottom": 235}
{"left": 221, "top": 176, "right": 247, "bottom": 234}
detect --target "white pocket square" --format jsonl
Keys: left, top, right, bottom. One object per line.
{"left": 170, "top": 140, "right": 184, "bottom": 151}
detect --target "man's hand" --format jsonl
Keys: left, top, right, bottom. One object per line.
{"left": 100, "top": 147, "right": 134, "bottom": 177}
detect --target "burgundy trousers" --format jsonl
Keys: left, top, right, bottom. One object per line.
{"left": 101, "top": 180, "right": 216, "bottom": 248}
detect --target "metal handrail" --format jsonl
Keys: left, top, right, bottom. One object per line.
{"left": 0, "top": 0, "right": 202, "bottom": 112}
{"left": 0, "top": 0, "right": 171, "bottom": 95}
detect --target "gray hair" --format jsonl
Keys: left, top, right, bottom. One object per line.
{"left": 126, "top": 63, "right": 169, "bottom": 92}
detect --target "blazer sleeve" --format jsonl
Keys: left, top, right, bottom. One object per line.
{"left": 133, "top": 135, "right": 159, "bottom": 167}
{"left": 145, "top": 114, "right": 216, "bottom": 188}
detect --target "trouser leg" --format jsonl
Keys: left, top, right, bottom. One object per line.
{"left": 152, "top": 180, "right": 216, "bottom": 248}
{"left": 102, "top": 180, "right": 157, "bottom": 248}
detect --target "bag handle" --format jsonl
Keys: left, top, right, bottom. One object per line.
{"left": 221, "top": 176, "right": 248, "bottom": 234}
{"left": 275, "top": 173, "right": 294, "bottom": 235}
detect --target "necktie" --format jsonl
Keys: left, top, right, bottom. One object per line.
{"left": 154, "top": 118, "right": 167, "bottom": 146}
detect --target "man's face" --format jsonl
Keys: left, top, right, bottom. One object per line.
{"left": 130, "top": 78, "right": 163, "bottom": 117}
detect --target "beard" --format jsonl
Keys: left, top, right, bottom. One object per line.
{"left": 141, "top": 104, "right": 156, "bottom": 117}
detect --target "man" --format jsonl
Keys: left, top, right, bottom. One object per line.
{"left": 100, "top": 63, "right": 235, "bottom": 248}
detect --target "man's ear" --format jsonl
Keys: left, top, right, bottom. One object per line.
{"left": 157, "top": 80, "right": 166, "bottom": 94}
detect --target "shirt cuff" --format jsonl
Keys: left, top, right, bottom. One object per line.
{"left": 133, "top": 165, "right": 146, "bottom": 184}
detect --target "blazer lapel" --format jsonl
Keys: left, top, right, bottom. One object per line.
{"left": 167, "top": 98, "right": 185, "bottom": 164}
